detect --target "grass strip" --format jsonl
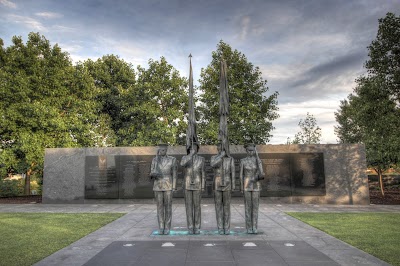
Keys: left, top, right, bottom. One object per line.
{"left": 0, "top": 213, "right": 125, "bottom": 266}
{"left": 287, "top": 212, "right": 400, "bottom": 266}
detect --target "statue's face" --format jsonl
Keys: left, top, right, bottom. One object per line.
{"left": 246, "top": 147, "right": 255, "bottom": 156}
{"left": 158, "top": 147, "right": 167, "bottom": 156}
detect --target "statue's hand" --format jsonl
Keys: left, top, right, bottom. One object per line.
{"left": 150, "top": 173, "right": 162, "bottom": 179}
{"left": 150, "top": 173, "right": 157, "bottom": 179}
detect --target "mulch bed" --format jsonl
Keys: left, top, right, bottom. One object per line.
{"left": 0, "top": 195, "right": 42, "bottom": 204}
{"left": 369, "top": 189, "right": 400, "bottom": 205}
{"left": 0, "top": 190, "right": 399, "bottom": 205}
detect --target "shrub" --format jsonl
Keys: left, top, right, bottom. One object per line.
{"left": 0, "top": 179, "right": 24, "bottom": 197}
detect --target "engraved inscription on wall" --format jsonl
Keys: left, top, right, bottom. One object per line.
{"left": 85, "top": 155, "right": 118, "bottom": 199}
{"left": 84, "top": 152, "right": 326, "bottom": 199}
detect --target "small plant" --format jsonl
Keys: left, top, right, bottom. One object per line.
{"left": 0, "top": 179, "right": 24, "bottom": 197}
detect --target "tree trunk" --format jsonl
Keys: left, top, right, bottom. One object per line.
{"left": 24, "top": 169, "right": 31, "bottom": 195}
{"left": 377, "top": 168, "right": 385, "bottom": 197}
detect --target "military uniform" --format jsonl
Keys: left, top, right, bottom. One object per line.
{"left": 151, "top": 154, "right": 177, "bottom": 235}
{"left": 181, "top": 153, "right": 205, "bottom": 234}
{"left": 240, "top": 156, "right": 263, "bottom": 234}
{"left": 210, "top": 153, "right": 235, "bottom": 234}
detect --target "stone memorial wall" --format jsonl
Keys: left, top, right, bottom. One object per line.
{"left": 43, "top": 144, "right": 370, "bottom": 204}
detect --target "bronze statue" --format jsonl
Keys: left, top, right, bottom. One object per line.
{"left": 181, "top": 142, "right": 205, "bottom": 234}
{"left": 210, "top": 142, "right": 235, "bottom": 235}
{"left": 239, "top": 143, "right": 265, "bottom": 234}
{"left": 150, "top": 144, "right": 177, "bottom": 235}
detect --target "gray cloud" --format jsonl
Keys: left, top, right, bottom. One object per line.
{"left": 289, "top": 51, "right": 367, "bottom": 89}
{"left": 1, "top": 0, "right": 400, "bottom": 144}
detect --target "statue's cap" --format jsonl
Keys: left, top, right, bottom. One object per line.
{"left": 244, "top": 143, "right": 256, "bottom": 149}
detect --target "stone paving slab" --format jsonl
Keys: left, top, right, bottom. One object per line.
{"left": 83, "top": 240, "right": 339, "bottom": 266}
{"left": 1, "top": 203, "right": 397, "bottom": 265}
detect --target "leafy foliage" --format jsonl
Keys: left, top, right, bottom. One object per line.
{"left": 0, "top": 33, "right": 100, "bottom": 193}
{"left": 0, "top": 179, "right": 24, "bottom": 197}
{"left": 119, "top": 57, "right": 188, "bottom": 146}
{"left": 366, "top": 12, "right": 400, "bottom": 105}
{"left": 292, "top": 112, "right": 322, "bottom": 144}
{"left": 335, "top": 13, "right": 400, "bottom": 194}
{"left": 83, "top": 54, "right": 135, "bottom": 146}
{"left": 198, "top": 40, "right": 279, "bottom": 145}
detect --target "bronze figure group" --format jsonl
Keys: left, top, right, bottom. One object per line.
{"left": 150, "top": 56, "right": 265, "bottom": 235}
{"left": 151, "top": 142, "right": 265, "bottom": 235}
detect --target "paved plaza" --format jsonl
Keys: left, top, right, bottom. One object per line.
{"left": 1, "top": 200, "right": 398, "bottom": 266}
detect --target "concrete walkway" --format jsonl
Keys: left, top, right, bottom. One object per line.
{"left": 1, "top": 201, "right": 399, "bottom": 266}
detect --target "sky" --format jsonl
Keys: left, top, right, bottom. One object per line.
{"left": 1, "top": 0, "right": 399, "bottom": 144}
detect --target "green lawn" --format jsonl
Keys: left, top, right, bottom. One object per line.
{"left": 287, "top": 212, "right": 400, "bottom": 266}
{"left": 0, "top": 213, "right": 125, "bottom": 266}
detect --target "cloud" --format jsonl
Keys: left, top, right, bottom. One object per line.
{"left": 7, "top": 14, "right": 47, "bottom": 32}
{"left": 258, "top": 49, "right": 366, "bottom": 105}
{"left": 51, "top": 25, "right": 75, "bottom": 32}
{"left": 35, "top": 12, "right": 63, "bottom": 19}
{"left": 237, "top": 16, "right": 251, "bottom": 41}
{"left": 290, "top": 51, "right": 367, "bottom": 89}
{"left": 270, "top": 99, "right": 340, "bottom": 144}
{"left": 0, "top": 0, "right": 16, "bottom": 9}
{"left": 93, "top": 36, "right": 148, "bottom": 65}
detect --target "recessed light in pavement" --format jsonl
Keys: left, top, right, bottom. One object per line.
{"left": 162, "top": 242, "right": 175, "bottom": 247}
{"left": 243, "top": 242, "right": 257, "bottom": 247}
{"left": 284, "top": 243, "right": 295, "bottom": 247}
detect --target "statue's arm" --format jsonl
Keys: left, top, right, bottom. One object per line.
{"left": 180, "top": 155, "right": 191, "bottom": 167}
{"left": 172, "top": 157, "right": 177, "bottom": 190}
{"left": 239, "top": 160, "right": 244, "bottom": 192}
{"left": 210, "top": 154, "right": 222, "bottom": 168}
{"left": 230, "top": 157, "right": 236, "bottom": 190}
{"left": 150, "top": 158, "right": 157, "bottom": 178}
{"left": 201, "top": 157, "right": 206, "bottom": 190}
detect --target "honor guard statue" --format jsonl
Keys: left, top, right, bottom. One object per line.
{"left": 180, "top": 142, "right": 205, "bottom": 234}
{"left": 239, "top": 143, "right": 265, "bottom": 234}
{"left": 150, "top": 143, "right": 177, "bottom": 235}
{"left": 210, "top": 142, "right": 235, "bottom": 235}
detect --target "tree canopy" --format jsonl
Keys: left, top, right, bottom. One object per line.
{"left": 335, "top": 13, "right": 400, "bottom": 195}
{"left": 0, "top": 33, "right": 100, "bottom": 193}
{"left": 0, "top": 34, "right": 280, "bottom": 195}
{"left": 118, "top": 57, "right": 188, "bottom": 146}
{"left": 198, "top": 41, "right": 279, "bottom": 145}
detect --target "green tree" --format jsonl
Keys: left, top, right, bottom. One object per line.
{"left": 0, "top": 33, "right": 100, "bottom": 194}
{"left": 118, "top": 57, "right": 188, "bottom": 146}
{"left": 292, "top": 112, "right": 322, "bottom": 144}
{"left": 335, "top": 13, "right": 400, "bottom": 195}
{"left": 335, "top": 77, "right": 400, "bottom": 195}
{"left": 334, "top": 97, "right": 362, "bottom": 144}
{"left": 366, "top": 12, "right": 400, "bottom": 105}
{"left": 198, "top": 41, "right": 279, "bottom": 145}
{"left": 83, "top": 55, "right": 136, "bottom": 146}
